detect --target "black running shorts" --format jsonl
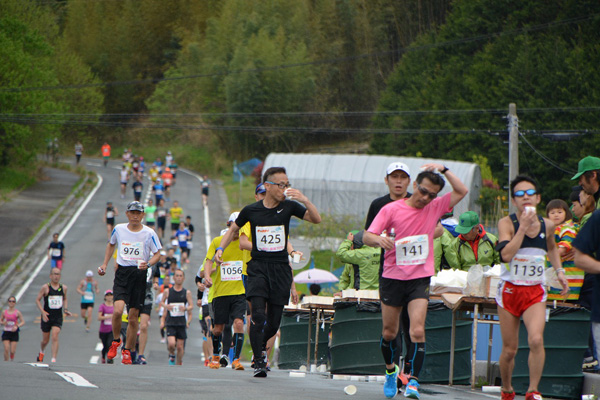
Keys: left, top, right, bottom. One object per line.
{"left": 212, "top": 294, "right": 246, "bottom": 325}
{"left": 113, "top": 266, "right": 146, "bottom": 310}
{"left": 246, "top": 260, "right": 292, "bottom": 306}
{"left": 379, "top": 276, "right": 431, "bottom": 307}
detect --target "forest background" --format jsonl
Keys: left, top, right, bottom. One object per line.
{"left": 1, "top": 0, "right": 600, "bottom": 217}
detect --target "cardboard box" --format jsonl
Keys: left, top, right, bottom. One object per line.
{"left": 485, "top": 276, "right": 501, "bottom": 298}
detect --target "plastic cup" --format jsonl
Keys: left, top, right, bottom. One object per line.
{"left": 525, "top": 206, "right": 536, "bottom": 214}
{"left": 344, "top": 385, "right": 357, "bottom": 395}
{"left": 284, "top": 188, "right": 292, "bottom": 199}
{"left": 293, "top": 253, "right": 301, "bottom": 263}
{"left": 137, "top": 260, "right": 143, "bottom": 269}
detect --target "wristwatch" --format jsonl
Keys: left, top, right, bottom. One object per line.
{"left": 440, "top": 166, "right": 449, "bottom": 174}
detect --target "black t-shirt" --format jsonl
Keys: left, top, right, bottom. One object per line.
{"left": 364, "top": 193, "right": 412, "bottom": 230}
{"left": 235, "top": 199, "right": 306, "bottom": 263}
{"left": 573, "top": 210, "right": 600, "bottom": 322}
{"left": 187, "top": 223, "right": 194, "bottom": 240}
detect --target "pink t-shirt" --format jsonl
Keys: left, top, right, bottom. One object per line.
{"left": 99, "top": 303, "right": 114, "bottom": 334}
{"left": 368, "top": 192, "right": 452, "bottom": 281}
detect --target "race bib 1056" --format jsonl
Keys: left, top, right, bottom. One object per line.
{"left": 220, "top": 261, "right": 243, "bottom": 281}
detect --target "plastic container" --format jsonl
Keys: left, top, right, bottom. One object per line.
{"left": 279, "top": 310, "right": 331, "bottom": 370}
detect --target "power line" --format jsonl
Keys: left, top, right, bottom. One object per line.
{"left": 518, "top": 131, "right": 577, "bottom": 174}
{"left": 0, "top": 115, "right": 500, "bottom": 135}
{"left": 0, "top": 14, "right": 596, "bottom": 93}
{"left": 2, "top": 106, "right": 600, "bottom": 119}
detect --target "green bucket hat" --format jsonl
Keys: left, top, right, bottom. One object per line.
{"left": 571, "top": 156, "right": 600, "bottom": 180}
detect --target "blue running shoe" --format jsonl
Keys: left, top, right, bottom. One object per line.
{"left": 404, "top": 378, "right": 420, "bottom": 399}
{"left": 169, "top": 355, "right": 176, "bottom": 366}
{"left": 383, "top": 365, "right": 399, "bottom": 398}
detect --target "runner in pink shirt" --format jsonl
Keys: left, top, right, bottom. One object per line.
{"left": 364, "top": 163, "right": 468, "bottom": 399}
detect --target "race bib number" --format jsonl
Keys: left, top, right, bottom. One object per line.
{"left": 104, "top": 314, "right": 112, "bottom": 325}
{"left": 169, "top": 302, "right": 185, "bottom": 317}
{"left": 395, "top": 235, "right": 429, "bottom": 266}
{"left": 509, "top": 254, "right": 545, "bottom": 284}
{"left": 51, "top": 249, "right": 62, "bottom": 257}
{"left": 4, "top": 321, "right": 16, "bottom": 332}
{"left": 187, "top": 242, "right": 193, "bottom": 249}
{"left": 106, "top": 211, "right": 114, "bottom": 218}
{"left": 220, "top": 261, "right": 243, "bottom": 281}
{"left": 165, "top": 178, "right": 172, "bottom": 185}
{"left": 120, "top": 241, "right": 143, "bottom": 261}
{"left": 83, "top": 291, "right": 94, "bottom": 301}
{"left": 256, "top": 226, "right": 285, "bottom": 252}
{"left": 158, "top": 210, "right": 166, "bottom": 217}
{"left": 178, "top": 234, "right": 187, "bottom": 242}
{"left": 48, "top": 295, "right": 63, "bottom": 310}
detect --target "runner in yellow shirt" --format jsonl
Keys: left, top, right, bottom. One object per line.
{"left": 204, "top": 212, "right": 246, "bottom": 370}
{"left": 169, "top": 201, "right": 183, "bottom": 235}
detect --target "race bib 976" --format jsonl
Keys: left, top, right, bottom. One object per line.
{"left": 120, "top": 241, "right": 143, "bottom": 261}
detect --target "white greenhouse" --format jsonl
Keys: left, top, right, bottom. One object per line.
{"left": 262, "top": 153, "right": 482, "bottom": 225}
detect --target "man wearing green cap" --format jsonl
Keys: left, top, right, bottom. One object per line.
{"left": 444, "top": 211, "right": 500, "bottom": 271}
{"left": 572, "top": 156, "right": 600, "bottom": 210}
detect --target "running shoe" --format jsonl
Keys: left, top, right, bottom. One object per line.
{"left": 404, "top": 378, "right": 420, "bottom": 399}
{"left": 397, "top": 370, "right": 410, "bottom": 392}
{"left": 250, "top": 356, "right": 256, "bottom": 369}
{"left": 37, "top": 352, "right": 44, "bottom": 362}
{"left": 107, "top": 358, "right": 114, "bottom": 364}
{"left": 525, "top": 391, "right": 543, "bottom": 400}
{"left": 137, "top": 355, "right": 147, "bottom": 365}
{"left": 383, "top": 365, "right": 399, "bottom": 399}
{"left": 253, "top": 360, "right": 267, "bottom": 378}
{"left": 160, "top": 337, "right": 166, "bottom": 344}
{"left": 220, "top": 355, "right": 229, "bottom": 367}
{"left": 107, "top": 339, "right": 121, "bottom": 360}
{"left": 209, "top": 355, "right": 220, "bottom": 369}
{"left": 121, "top": 349, "right": 132, "bottom": 365}
{"left": 204, "top": 359, "right": 210, "bottom": 367}
{"left": 501, "top": 390, "right": 516, "bottom": 400}
{"left": 261, "top": 351, "right": 271, "bottom": 371}
{"left": 232, "top": 359, "right": 245, "bottom": 371}
{"left": 51, "top": 358, "right": 56, "bottom": 363}
{"left": 101, "top": 357, "right": 106, "bottom": 364}
{"left": 169, "top": 355, "right": 176, "bottom": 366}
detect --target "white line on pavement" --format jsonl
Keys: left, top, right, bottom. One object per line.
{"left": 86, "top": 162, "right": 101, "bottom": 167}
{"left": 178, "top": 168, "right": 211, "bottom": 251}
{"left": 15, "top": 173, "right": 104, "bottom": 302}
{"left": 89, "top": 355, "right": 99, "bottom": 364}
{"left": 95, "top": 342, "right": 103, "bottom": 352}
{"left": 25, "top": 363, "right": 49, "bottom": 368}
{"left": 55, "top": 372, "right": 98, "bottom": 388}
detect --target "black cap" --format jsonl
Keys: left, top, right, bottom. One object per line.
{"left": 126, "top": 201, "right": 144, "bottom": 212}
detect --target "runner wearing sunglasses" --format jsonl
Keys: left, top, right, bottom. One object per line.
{"left": 364, "top": 163, "right": 468, "bottom": 399}
{"left": 495, "top": 175, "right": 568, "bottom": 400}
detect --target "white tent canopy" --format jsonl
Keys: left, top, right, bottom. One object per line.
{"left": 263, "top": 153, "right": 482, "bottom": 226}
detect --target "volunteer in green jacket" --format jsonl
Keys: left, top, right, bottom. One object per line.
{"left": 336, "top": 230, "right": 380, "bottom": 291}
{"left": 445, "top": 211, "right": 500, "bottom": 270}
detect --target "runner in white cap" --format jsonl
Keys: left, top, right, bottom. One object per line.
{"left": 76, "top": 270, "right": 99, "bottom": 332}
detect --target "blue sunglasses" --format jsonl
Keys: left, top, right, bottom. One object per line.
{"left": 513, "top": 189, "right": 537, "bottom": 197}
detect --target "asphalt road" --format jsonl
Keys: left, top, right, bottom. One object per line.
{"left": 0, "top": 157, "right": 507, "bottom": 399}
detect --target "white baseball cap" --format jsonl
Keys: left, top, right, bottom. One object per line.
{"left": 86, "top": 270, "right": 93, "bottom": 277}
{"left": 385, "top": 162, "right": 410, "bottom": 178}
{"left": 228, "top": 212, "right": 240, "bottom": 224}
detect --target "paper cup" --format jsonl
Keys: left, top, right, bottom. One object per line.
{"left": 344, "top": 385, "right": 357, "bottom": 396}
{"left": 137, "top": 260, "right": 144, "bottom": 269}
{"left": 525, "top": 206, "right": 536, "bottom": 214}
{"left": 310, "top": 364, "right": 317, "bottom": 373}
{"left": 284, "top": 188, "right": 292, "bottom": 199}
{"left": 293, "top": 253, "right": 301, "bottom": 263}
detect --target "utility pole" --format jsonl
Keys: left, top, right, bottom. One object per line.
{"left": 508, "top": 103, "right": 519, "bottom": 214}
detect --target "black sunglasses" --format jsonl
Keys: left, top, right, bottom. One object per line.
{"left": 417, "top": 184, "right": 438, "bottom": 200}
{"left": 513, "top": 189, "right": 537, "bottom": 197}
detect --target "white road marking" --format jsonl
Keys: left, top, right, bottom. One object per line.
{"left": 15, "top": 173, "right": 104, "bottom": 302}
{"left": 89, "top": 355, "right": 99, "bottom": 364}
{"left": 95, "top": 342, "right": 103, "bottom": 351}
{"left": 86, "top": 162, "right": 101, "bottom": 167}
{"left": 25, "top": 363, "right": 49, "bottom": 368}
{"left": 179, "top": 168, "right": 211, "bottom": 251}
{"left": 55, "top": 372, "right": 98, "bottom": 388}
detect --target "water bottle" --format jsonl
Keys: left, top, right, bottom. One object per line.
{"left": 389, "top": 228, "right": 396, "bottom": 240}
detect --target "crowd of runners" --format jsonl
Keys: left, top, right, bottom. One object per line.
{"left": 6, "top": 148, "right": 600, "bottom": 400}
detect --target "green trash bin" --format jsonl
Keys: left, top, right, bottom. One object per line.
{"left": 512, "top": 307, "right": 590, "bottom": 399}
{"left": 279, "top": 310, "right": 331, "bottom": 370}
{"left": 329, "top": 300, "right": 472, "bottom": 383}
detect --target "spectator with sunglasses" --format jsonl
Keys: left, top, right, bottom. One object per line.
{"left": 363, "top": 163, "right": 468, "bottom": 399}
{"left": 495, "top": 175, "right": 568, "bottom": 400}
